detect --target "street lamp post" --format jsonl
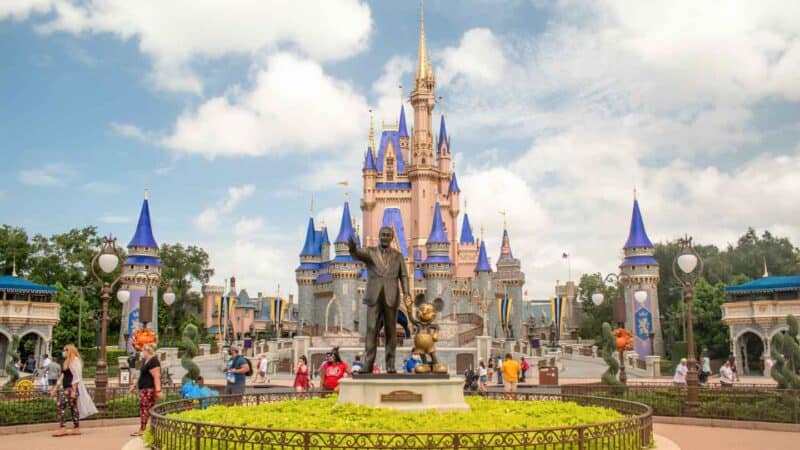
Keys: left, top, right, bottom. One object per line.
{"left": 672, "top": 235, "right": 704, "bottom": 408}
{"left": 90, "top": 236, "right": 126, "bottom": 410}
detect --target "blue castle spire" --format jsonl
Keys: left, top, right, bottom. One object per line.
{"left": 448, "top": 172, "right": 461, "bottom": 194}
{"left": 398, "top": 104, "right": 409, "bottom": 138}
{"left": 427, "top": 203, "right": 448, "bottom": 244}
{"left": 320, "top": 226, "right": 330, "bottom": 246}
{"left": 300, "top": 217, "right": 320, "bottom": 256}
{"left": 334, "top": 201, "right": 356, "bottom": 244}
{"left": 128, "top": 193, "right": 158, "bottom": 248}
{"left": 437, "top": 114, "right": 449, "bottom": 153}
{"left": 363, "top": 147, "right": 376, "bottom": 170}
{"left": 459, "top": 213, "right": 475, "bottom": 244}
{"left": 499, "top": 228, "right": 514, "bottom": 260}
{"left": 624, "top": 198, "right": 654, "bottom": 248}
{"left": 475, "top": 240, "right": 492, "bottom": 272}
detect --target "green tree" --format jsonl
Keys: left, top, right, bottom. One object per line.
{"left": 0, "top": 225, "right": 32, "bottom": 275}
{"left": 157, "top": 243, "right": 214, "bottom": 341}
{"left": 51, "top": 283, "right": 97, "bottom": 350}
{"left": 691, "top": 278, "right": 729, "bottom": 358}
{"left": 578, "top": 273, "right": 618, "bottom": 346}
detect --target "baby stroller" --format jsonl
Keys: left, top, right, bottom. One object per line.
{"left": 463, "top": 368, "right": 479, "bottom": 392}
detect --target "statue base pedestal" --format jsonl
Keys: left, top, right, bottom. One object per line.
{"left": 338, "top": 375, "right": 469, "bottom": 412}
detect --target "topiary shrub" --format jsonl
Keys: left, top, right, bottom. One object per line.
{"left": 181, "top": 324, "right": 201, "bottom": 385}
{"left": 600, "top": 323, "right": 622, "bottom": 386}
{"left": 3, "top": 334, "right": 20, "bottom": 389}
{"left": 771, "top": 314, "right": 800, "bottom": 389}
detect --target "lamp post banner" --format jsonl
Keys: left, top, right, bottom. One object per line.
{"left": 126, "top": 290, "right": 144, "bottom": 352}
{"left": 635, "top": 308, "right": 652, "bottom": 347}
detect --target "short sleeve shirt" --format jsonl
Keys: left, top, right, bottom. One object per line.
{"left": 501, "top": 359, "right": 520, "bottom": 383}
{"left": 227, "top": 355, "right": 246, "bottom": 386}
{"left": 323, "top": 362, "right": 348, "bottom": 390}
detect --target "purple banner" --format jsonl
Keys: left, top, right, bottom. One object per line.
{"left": 633, "top": 291, "right": 653, "bottom": 356}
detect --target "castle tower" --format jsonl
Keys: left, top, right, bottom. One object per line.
{"left": 422, "top": 203, "right": 453, "bottom": 313}
{"left": 119, "top": 190, "right": 162, "bottom": 349}
{"left": 620, "top": 196, "right": 663, "bottom": 356}
{"left": 447, "top": 169, "right": 461, "bottom": 262}
{"left": 296, "top": 215, "right": 321, "bottom": 328}
{"left": 398, "top": 104, "right": 410, "bottom": 165}
{"left": 493, "top": 225, "right": 525, "bottom": 339}
{"left": 456, "top": 207, "right": 477, "bottom": 279}
{"left": 475, "top": 233, "right": 492, "bottom": 319}
{"left": 408, "top": 5, "right": 439, "bottom": 256}
{"left": 330, "top": 201, "right": 363, "bottom": 333}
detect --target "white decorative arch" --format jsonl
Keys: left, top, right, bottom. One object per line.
{"left": 0, "top": 327, "right": 11, "bottom": 342}
{"left": 767, "top": 325, "right": 790, "bottom": 341}
{"left": 733, "top": 326, "right": 766, "bottom": 343}
{"left": 324, "top": 295, "right": 343, "bottom": 334}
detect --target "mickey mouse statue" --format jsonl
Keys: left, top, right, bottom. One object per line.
{"left": 404, "top": 297, "right": 448, "bottom": 374}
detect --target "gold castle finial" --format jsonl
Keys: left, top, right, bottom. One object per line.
{"left": 399, "top": 83, "right": 403, "bottom": 103}
{"left": 309, "top": 195, "right": 315, "bottom": 217}
{"left": 480, "top": 225, "right": 485, "bottom": 241}
{"left": 368, "top": 109, "right": 375, "bottom": 151}
{"left": 499, "top": 210, "right": 508, "bottom": 229}
{"left": 144, "top": 187, "right": 149, "bottom": 200}
{"left": 416, "top": 1, "right": 430, "bottom": 81}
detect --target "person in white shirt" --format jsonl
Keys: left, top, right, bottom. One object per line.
{"left": 255, "top": 356, "right": 269, "bottom": 383}
{"left": 720, "top": 360, "right": 734, "bottom": 388}
{"left": 673, "top": 358, "right": 688, "bottom": 386}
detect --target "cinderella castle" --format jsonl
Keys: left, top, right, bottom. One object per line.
{"left": 295, "top": 10, "right": 526, "bottom": 340}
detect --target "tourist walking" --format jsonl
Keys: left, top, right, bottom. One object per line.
{"left": 129, "top": 343, "right": 163, "bottom": 437}
{"left": 255, "top": 355, "right": 269, "bottom": 384}
{"left": 699, "top": 351, "right": 711, "bottom": 385}
{"left": 501, "top": 353, "right": 520, "bottom": 398}
{"left": 51, "top": 344, "right": 92, "bottom": 437}
{"left": 496, "top": 356, "right": 504, "bottom": 386}
{"left": 223, "top": 345, "right": 249, "bottom": 396}
{"left": 520, "top": 357, "right": 530, "bottom": 383}
{"left": 720, "top": 360, "right": 735, "bottom": 388}
{"left": 46, "top": 358, "right": 60, "bottom": 387}
{"left": 321, "top": 348, "right": 349, "bottom": 393}
{"left": 351, "top": 355, "right": 364, "bottom": 373}
{"left": 293, "top": 356, "right": 310, "bottom": 396}
{"left": 477, "top": 360, "right": 488, "bottom": 393}
{"left": 673, "top": 358, "right": 688, "bottom": 386}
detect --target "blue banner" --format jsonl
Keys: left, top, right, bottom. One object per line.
{"left": 635, "top": 308, "right": 652, "bottom": 341}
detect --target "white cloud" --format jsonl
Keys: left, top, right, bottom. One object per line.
{"left": 15, "top": 0, "right": 372, "bottom": 93}
{"left": 110, "top": 122, "right": 153, "bottom": 143}
{"left": 438, "top": 28, "right": 507, "bottom": 85}
{"left": 17, "top": 163, "right": 71, "bottom": 187}
{"left": 194, "top": 184, "right": 255, "bottom": 232}
{"left": 0, "top": 0, "right": 51, "bottom": 20}
{"left": 162, "top": 52, "right": 370, "bottom": 158}
{"left": 371, "top": 56, "right": 413, "bottom": 126}
{"left": 234, "top": 217, "right": 264, "bottom": 237}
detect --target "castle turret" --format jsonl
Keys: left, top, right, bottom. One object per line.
{"left": 423, "top": 203, "right": 453, "bottom": 312}
{"left": 296, "top": 215, "right": 321, "bottom": 327}
{"left": 119, "top": 190, "right": 162, "bottom": 348}
{"left": 329, "top": 201, "right": 362, "bottom": 333}
{"left": 455, "top": 208, "right": 477, "bottom": 279}
{"left": 398, "top": 104, "right": 410, "bottom": 164}
{"left": 619, "top": 195, "right": 663, "bottom": 356}
{"left": 493, "top": 223, "right": 525, "bottom": 339}
{"left": 437, "top": 115, "right": 451, "bottom": 175}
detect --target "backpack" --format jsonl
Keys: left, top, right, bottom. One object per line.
{"left": 240, "top": 356, "right": 254, "bottom": 376}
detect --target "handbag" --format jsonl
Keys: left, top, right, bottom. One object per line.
{"left": 77, "top": 381, "right": 98, "bottom": 419}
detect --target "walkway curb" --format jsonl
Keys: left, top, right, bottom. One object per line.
{"left": 653, "top": 416, "right": 800, "bottom": 433}
{"left": 0, "top": 417, "right": 139, "bottom": 436}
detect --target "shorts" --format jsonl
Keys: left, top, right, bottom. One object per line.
{"left": 48, "top": 379, "right": 57, "bottom": 386}
{"left": 503, "top": 382, "right": 518, "bottom": 392}
{"left": 479, "top": 375, "right": 487, "bottom": 382}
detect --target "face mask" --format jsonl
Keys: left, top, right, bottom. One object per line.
{"left": 61, "top": 351, "right": 66, "bottom": 358}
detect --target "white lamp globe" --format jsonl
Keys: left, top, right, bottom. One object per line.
{"left": 116, "top": 289, "right": 130, "bottom": 304}
{"left": 98, "top": 253, "right": 119, "bottom": 274}
{"left": 591, "top": 292, "right": 604, "bottom": 306}
{"left": 163, "top": 291, "right": 176, "bottom": 306}
{"left": 677, "top": 253, "right": 698, "bottom": 274}
{"left": 634, "top": 290, "right": 648, "bottom": 304}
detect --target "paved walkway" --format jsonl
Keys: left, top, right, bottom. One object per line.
{"left": 4, "top": 424, "right": 135, "bottom": 450}
{"left": 654, "top": 423, "right": 800, "bottom": 450}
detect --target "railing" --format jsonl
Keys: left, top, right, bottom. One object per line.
{"left": 580, "top": 347, "right": 594, "bottom": 357}
{"left": 635, "top": 359, "right": 646, "bottom": 370}
{"left": 0, "top": 385, "right": 182, "bottom": 426}
{"left": 456, "top": 325, "right": 484, "bottom": 347}
{"left": 149, "top": 392, "right": 653, "bottom": 450}
{"left": 561, "top": 383, "right": 800, "bottom": 424}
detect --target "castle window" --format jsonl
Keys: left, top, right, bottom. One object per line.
{"left": 386, "top": 156, "right": 395, "bottom": 180}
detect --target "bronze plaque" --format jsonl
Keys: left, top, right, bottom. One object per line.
{"left": 380, "top": 390, "right": 423, "bottom": 403}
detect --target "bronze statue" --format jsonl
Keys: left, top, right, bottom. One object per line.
{"left": 405, "top": 299, "right": 447, "bottom": 374}
{"left": 348, "top": 227, "right": 410, "bottom": 373}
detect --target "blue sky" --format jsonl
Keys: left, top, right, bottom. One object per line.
{"left": 2, "top": 1, "right": 800, "bottom": 298}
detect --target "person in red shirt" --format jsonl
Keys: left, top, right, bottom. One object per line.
{"left": 322, "top": 347, "right": 349, "bottom": 392}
